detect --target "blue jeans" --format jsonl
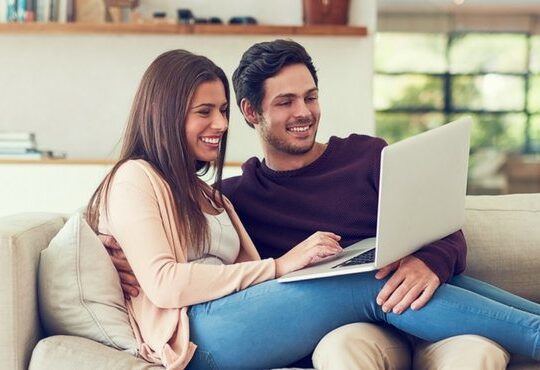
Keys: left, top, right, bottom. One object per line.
{"left": 186, "top": 272, "right": 540, "bottom": 370}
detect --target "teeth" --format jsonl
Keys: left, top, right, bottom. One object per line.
{"left": 201, "top": 137, "right": 220, "bottom": 144}
{"left": 288, "top": 126, "right": 310, "bottom": 132}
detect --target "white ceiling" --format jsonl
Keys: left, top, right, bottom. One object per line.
{"left": 378, "top": 0, "right": 540, "bottom": 14}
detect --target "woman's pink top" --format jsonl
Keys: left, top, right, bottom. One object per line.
{"left": 98, "top": 159, "right": 276, "bottom": 369}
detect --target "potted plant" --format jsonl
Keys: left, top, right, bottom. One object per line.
{"left": 303, "top": 0, "right": 350, "bottom": 25}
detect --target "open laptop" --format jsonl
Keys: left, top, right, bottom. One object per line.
{"left": 278, "top": 117, "right": 472, "bottom": 283}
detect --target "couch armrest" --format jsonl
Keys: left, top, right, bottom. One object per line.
{"left": 30, "top": 335, "right": 162, "bottom": 370}
{"left": 0, "top": 213, "right": 65, "bottom": 370}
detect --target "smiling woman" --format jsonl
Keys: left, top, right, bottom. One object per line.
{"left": 185, "top": 80, "right": 229, "bottom": 163}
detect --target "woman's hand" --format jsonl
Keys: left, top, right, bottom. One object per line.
{"left": 275, "top": 231, "right": 342, "bottom": 278}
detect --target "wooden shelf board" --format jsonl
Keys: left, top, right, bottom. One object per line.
{"left": 0, "top": 22, "right": 367, "bottom": 36}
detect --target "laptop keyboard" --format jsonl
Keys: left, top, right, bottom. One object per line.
{"left": 332, "top": 248, "right": 376, "bottom": 269}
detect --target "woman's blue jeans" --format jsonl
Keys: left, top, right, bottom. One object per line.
{"left": 186, "top": 272, "right": 540, "bottom": 370}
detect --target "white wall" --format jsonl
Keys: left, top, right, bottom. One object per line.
{"left": 0, "top": 163, "right": 243, "bottom": 216}
{"left": 0, "top": 0, "right": 376, "bottom": 162}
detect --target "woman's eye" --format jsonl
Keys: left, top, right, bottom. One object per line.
{"left": 197, "top": 110, "right": 210, "bottom": 116}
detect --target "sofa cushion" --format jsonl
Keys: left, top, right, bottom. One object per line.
{"left": 38, "top": 212, "right": 137, "bottom": 354}
{"left": 30, "top": 335, "right": 160, "bottom": 370}
{"left": 463, "top": 194, "right": 540, "bottom": 302}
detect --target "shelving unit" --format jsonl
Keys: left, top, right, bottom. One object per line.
{"left": 0, "top": 22, "right": 367, "bottom": 36}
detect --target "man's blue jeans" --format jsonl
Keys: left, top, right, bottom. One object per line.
{"left": 186, "top": 272, "right": 540, "bottom": 370}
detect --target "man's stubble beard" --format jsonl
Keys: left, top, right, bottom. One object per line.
{"left": 260, "top": 117, "right": 317, "bottom": 156}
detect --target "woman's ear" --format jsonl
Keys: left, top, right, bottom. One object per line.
{"left": 240, "top": 98, "right": 260, "bottom": 127}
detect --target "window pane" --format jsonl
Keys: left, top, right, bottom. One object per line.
{"left": 451, "top": 113, "right": 526, "bottom": 152}
{"left": 530, "top": 36, "right": 540, "bottom": 73}
{"left": 452, "top": 75, "right": 525, "bottom": 111}
{"left": 528, "top": 75, "right": 540, "bottom": 113}
{"left": 450, "top": 33, "right": 528, "bottom": 73}
{"left": 374, "top": 74, "right": 444, "bottom": 110}
{"left": 375, "top": 112, "right": 445, "bottom": 144}
{"left": 528, "top": 115, "right": 540, "bottom": 152}
{"left": 375, "top": 33, "right": 447, "bottom": 73}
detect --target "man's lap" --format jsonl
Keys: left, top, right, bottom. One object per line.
{"left": 312, "top": 323, "right": 509, "bottom": 370}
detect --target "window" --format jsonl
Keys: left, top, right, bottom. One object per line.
{"left": 375, "top": 28, "right": 540, "bottom": 193}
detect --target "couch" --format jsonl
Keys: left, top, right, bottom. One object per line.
{"left": 1, "top": 194, "right": 539, "bottom": 370}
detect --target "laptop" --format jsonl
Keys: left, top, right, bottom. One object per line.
{"left": 278, "top": 117, "right": 472, "bottom": 283}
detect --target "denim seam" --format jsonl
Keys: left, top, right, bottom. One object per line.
{"left": 436, "top": 296, "right": 539, "bottom": 357}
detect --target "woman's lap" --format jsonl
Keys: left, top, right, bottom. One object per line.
{"left": 187, "top": 272, "right": 540, "bottom": 370}
{"left": 187, "top": 272, "right": 380, "bottom": 369}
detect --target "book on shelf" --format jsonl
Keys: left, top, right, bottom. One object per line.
{"left": 0, "top": 132, "right": 36, "bottom": 141}
{"left": 2, "top": 0, "right": 74, "bottom": 23}
{"left": 0, "top": 149, "right": 51, "bottom": 159}
{"left": 35, "top": 0, "right": 50, "bottom": 22}
{"left": 6, "top": 0, "right": 16, "bottom": 22}
{"left": 0, "top": 139, "right": 37, "bottom": 150}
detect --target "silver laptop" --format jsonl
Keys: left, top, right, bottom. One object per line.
{"left": 278, "top": 117, "right": 471, "bottom": 283}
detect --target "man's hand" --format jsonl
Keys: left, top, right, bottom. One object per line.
{"left": 374, "top": 256, "right": 440, "bottom": 315}
{"left": 98, "top": 234, "right": 140, "bottom": 300}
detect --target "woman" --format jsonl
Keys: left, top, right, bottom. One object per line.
{"left": 88, "top": 49, "right": 540, "bottom": 370}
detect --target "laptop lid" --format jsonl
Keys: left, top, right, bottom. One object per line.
{"left": 374, "top": 117, "right": 472, "bottom": 268}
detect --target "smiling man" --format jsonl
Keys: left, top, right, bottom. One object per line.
{"left": 221, "top": 39, "right": 509, "bottom": 369}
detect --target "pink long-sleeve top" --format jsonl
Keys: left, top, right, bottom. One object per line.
{"left": 98, "top": 159, "right": 276, "bottom": 369}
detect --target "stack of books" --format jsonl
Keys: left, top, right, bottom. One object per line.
{"left": 1, "top": 0, "right": 75, "bottom": 23}
{"left": 0, "top": 132, "right": 50, "bottom": 159}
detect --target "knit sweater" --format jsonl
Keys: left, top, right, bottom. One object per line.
{"left": 222, "top": 134, "right": 467, "bottom": 283}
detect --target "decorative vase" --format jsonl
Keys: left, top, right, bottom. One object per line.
{"left": 303, "top": 0, "right": 350, "bottom": 25}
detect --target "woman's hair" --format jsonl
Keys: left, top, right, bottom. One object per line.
{"left": 87, "top": 49, "right": 230, "bottom": 257}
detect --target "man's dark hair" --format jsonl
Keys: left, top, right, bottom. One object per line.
{"left": 232, "top": 39, "right": 318, "bottom": 128}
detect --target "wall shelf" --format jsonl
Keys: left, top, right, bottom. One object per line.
{"left": 0, "top": 22, "right": 367, "bottom": 36}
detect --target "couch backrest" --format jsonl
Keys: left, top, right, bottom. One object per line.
{"left": 0, "top": 213, "right": 66, "bottom": 370}
{"left": 463, "top": 194, "right": 540, "bottom": 303}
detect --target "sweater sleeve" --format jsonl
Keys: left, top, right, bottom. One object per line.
{"left": 412, "top": 230, "right": 467, "bottom": 283}
{"left": 105, "top": 162, "right": 276, "bottom": 309}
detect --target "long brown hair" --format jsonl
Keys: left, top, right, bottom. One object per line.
{"left": 87, "top": 49, "right": 230, "bottom": 257}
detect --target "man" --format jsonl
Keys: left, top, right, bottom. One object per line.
{"left": 225, "top": 39, "right": 509, "bottom": 369}
{"left": 106, "top": 40, "right": 509, "bottom": 369}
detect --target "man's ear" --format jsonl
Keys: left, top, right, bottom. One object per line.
{"left": 240, "top": 98, "right": 260, "bottom": 127}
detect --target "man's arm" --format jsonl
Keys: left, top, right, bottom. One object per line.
{"left": 99, "top": 234, "right": 140, "bottom": 299}
{"left": 374, "top": 230, "right": 467, "bottom": 314}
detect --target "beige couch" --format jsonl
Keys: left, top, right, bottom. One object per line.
{"left": 1, "top": 194, "right": 539, "bottom": 370}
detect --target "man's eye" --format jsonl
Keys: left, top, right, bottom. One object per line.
{"left": 306, "top": 96, "right": 318, "bottom": 102}
{"left": 278, "top": 101, "right": 292, "bottom": 106}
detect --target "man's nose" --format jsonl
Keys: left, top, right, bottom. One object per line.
{"left": 294, "top": 101, "right": 311, "bottom": 118}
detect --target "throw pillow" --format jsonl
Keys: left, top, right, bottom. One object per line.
{"left": 38, "top": 212, "right": 138, "bottom": 354}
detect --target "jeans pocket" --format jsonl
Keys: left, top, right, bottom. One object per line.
{"left": 189, "top": 349, "right": 219, "bottom": 370}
